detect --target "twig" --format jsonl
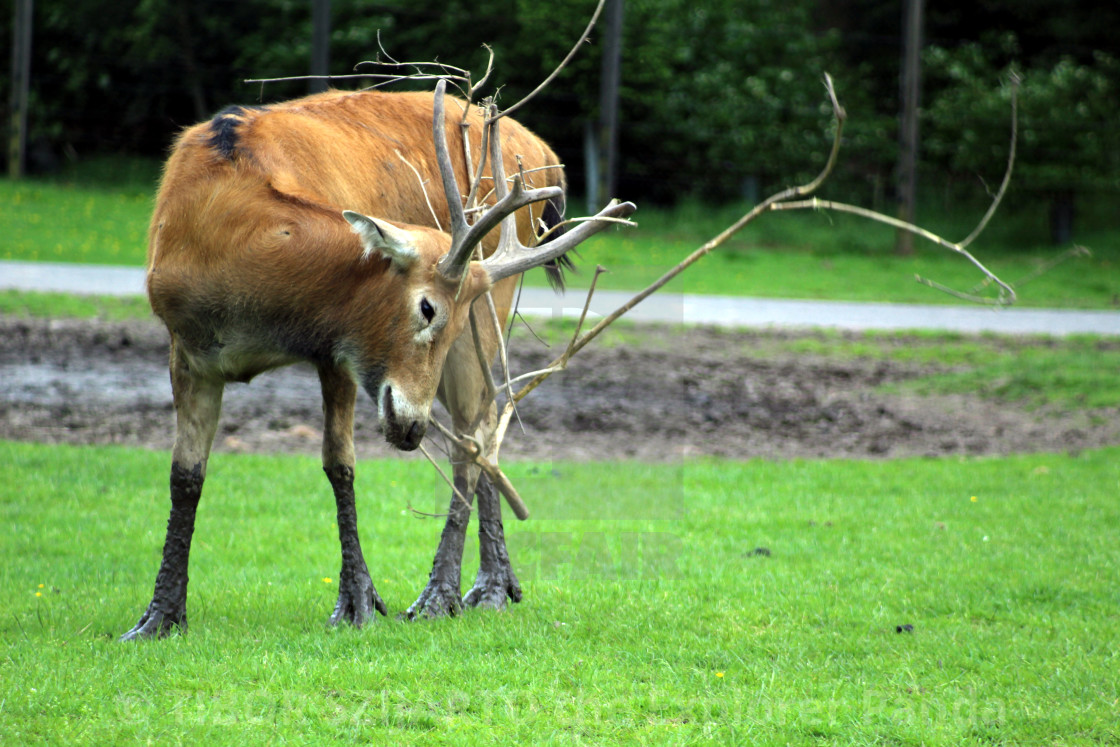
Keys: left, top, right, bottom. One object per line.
{"left": 244, "top": 72, "right": 462, "bottom": 86}
{"left": 771, "top": 198, "right": 1016, "bottom": 304}
{"left": 487, "top": 0, "right": 607, "bottom": 123}
{"left": 394, "top": 149, "right": 442, "bottom": 231}
{"left": 989, "top": 245, "right": 1090, "bottom": 293}
{"left": 406, "top": 502, "right": 452, "bottom": 520}
{"left": 469, "top": 306, "right": 499, "bottom": 404}
{"left": 427, "top": 413, "right": 528, "bottom": 521}
{"left": 503, "top": 366, "right": 565, "bottom": 387}
{"left": 959, "top": 72, "right": 1020, "bottom": 250}
{"left": 564, "top": 265, "right": 609, "bottom": 362}
{"left": 485, "top": 289, "right": 521, "bottom": 433}
{"left": 464, "top": 112, "right": 492, "bottom": 215}
{"left": 418, "top": 443, "right": 471, "bottom": 512}
{"left": 914, "top": 276, "right": 1009, "bottom": 305}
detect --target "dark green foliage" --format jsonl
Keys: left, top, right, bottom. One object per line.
{"left": 2, "top": 0, "right": 1116, "bottom": 212}
{"left": 923, "top": 44, "right": 1120, "bottom": 194}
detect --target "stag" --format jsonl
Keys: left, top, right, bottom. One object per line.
{"left": 121, "top": 79, "right": 634, "bottom": 639}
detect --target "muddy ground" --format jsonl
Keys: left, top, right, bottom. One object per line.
{"left": 2, "top": 315, "right": 1117, "bottom": 462}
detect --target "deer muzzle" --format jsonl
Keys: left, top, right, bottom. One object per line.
{"left": 379, "top": 382, "right": 427, "bottom": 451}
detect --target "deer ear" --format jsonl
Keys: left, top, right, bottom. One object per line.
{"left": 343, "top": 210, "right": 419, "bottom": 270}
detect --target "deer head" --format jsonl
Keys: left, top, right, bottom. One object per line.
{"left": 341, "top": 80, "right": 636, "bottom": 450}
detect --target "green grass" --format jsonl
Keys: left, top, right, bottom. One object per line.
{"left": 0, "top": 289, "right": 153, "bottom": 320}
{"left": 5, "top": 158, "right": 1119, "bottom": 309}
{"left": 1, "top": 157, "right": 158, "bottom": 266}
{"left": 901, "top": 336, "right": 1120, "bottom": 410}
{"left": 748, "top": 329, "right": 1120, "bottom": 410}
{"left": 3, "top": 439, "right": 1119, "bottom": 743}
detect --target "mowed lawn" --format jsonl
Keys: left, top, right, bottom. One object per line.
{"left": 2, "top": 439, "right": 1117, "bottom": 744}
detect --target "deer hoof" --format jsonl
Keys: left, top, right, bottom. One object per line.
{"left": 463, "top": 567, "right": 522, "bottom": 610}
{"left": 328, "top": 573, "right": 387, "bottom": 628}
{"left": 119, "top": 607, "right": 185, "bottom": 641}
{"left": 402, "top": 581, "right": 462, "bottom": 620}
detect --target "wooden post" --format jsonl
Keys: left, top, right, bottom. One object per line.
{"left": 310, "top": 0, "right": 331, "bottom": 94}
{"left": 896, "top": 0, "right": 923, "bottom": 255}
{"left": 8, "top": 0, "right": 33, "bottom": 178}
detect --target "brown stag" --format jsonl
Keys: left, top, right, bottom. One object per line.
{"left": 121, "top": 80, "right": 634, "bottom": 639}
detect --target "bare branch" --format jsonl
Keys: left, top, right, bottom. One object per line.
{"left": 394, "top": 149, "right": 442, "bottom": 231}
{"left": 418, "top": 443, "right": 471, "bottom": 513}
{"left": 565, "top": 265, "right": 609, "bottom": 362}
{"left": 468, "top": 306, "right": 499, "bottom": 405}
{"left": 485, "top": 289, "right": 521, "bottom": 431}
{"left": 510, "top": 72, "right": 844, "bottom": 350}
{"left": 959, "top": 71, "right": 1020, "bottom": 250}
{"left": 463, "top": 113, "right": 492, "bottom": 215}
{"left": 245, "top": 72, "right": 465, "bottom": 87}
{"left": 504, "top": 366, "right": 565, "bottom": 387}
{"left": 425, "top": 413, "right": 529, "bottom": 521}
{"left": 467, "top": 44, "right": 496, "bottom": 107}
{"left": 503, "top": 70, "right": 1018, "bottom": 416}
{"left": 488, "top": 0, "right": 607, "bottom": 123}
{"left": 969, "top": 244, "right": 1090, "bottom": 296}
{"left": 771, "top": 198, "right": 1016, "bottom": 304}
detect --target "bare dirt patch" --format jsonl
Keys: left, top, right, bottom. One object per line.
{"left": 2, "top": 315, "right": 1117, "bottom": 461}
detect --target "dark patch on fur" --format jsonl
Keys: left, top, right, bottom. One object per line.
{"left": 540, "top": 192, "right": 575, "bottom": 291}
{"left": 206, "top": 105, "right": 264, "bottom": 160}
{"left": 360, "top": 364, "right": 388, "bottom": 402}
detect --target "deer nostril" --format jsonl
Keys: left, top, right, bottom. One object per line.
{"left": 406, "top": 421, "right": 424, "bottom": 448}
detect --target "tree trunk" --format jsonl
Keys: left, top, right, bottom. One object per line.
{"left": 1049, "top": 190, "right": 1075, "bottom": 245}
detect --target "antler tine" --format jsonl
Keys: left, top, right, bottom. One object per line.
{"left": 481, "top": 198, "right": 637, "bottom": 284}
{"left": 484, "top": 104, "right": 523, "bottom": 261}
{"left": 435, "top": 90, "right": 563, "bottom": 280}
{"left": 475, "top": 98, "right": 637, "bottom": 284}
{"left": 433, "top": 83, "right": 634, "bottom": 283}
{"left": 432, "top": 79, "right": 469, "bottom": 240}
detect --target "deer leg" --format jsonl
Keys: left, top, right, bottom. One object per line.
{"left": 404, "top": 454, "right": 477, "bottom": 619}
{"left": 318, "top": 362, "right": 387, "bottom": 627}
{"left": 121, "top": 343, "right": 223, "bottom": 640}
{"left": 407, "top": 282, "right": 524, "bottom": 617}
{"left": 463, "top": 469, "right": 522, "bottom": 609}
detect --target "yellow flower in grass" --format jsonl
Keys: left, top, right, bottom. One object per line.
{"left": 323, "top": 577, "right": 333, "bottom": 584}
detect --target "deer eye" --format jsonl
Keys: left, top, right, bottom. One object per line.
{"left": 419, "top": 297, "right": 435, "bottom": 324}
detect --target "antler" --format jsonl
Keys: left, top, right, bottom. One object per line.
{"left": 479, "top": 105, "right": 637, "bottom": 283}
{"left": 431, "top": 79, "right": 637, "bottom": 283}
{"left": 432, "top": 80, "right": 561, "bottom": 279}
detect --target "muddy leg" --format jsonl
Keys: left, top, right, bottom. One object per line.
{"left": 404, "top": 458, "right": 476, "bottom": 619}
{"left": 463, "top": 471, "right": 522, "bottom": 609}
{"left": 121, "top": 344, "right": 223, "bottom": 640}
{"left": 319, "top": 363, "right": 387, "bottom": 626}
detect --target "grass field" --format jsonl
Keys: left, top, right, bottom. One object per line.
{"left": 3, "top": 159, "right": 1117, "bottom": 309}
{"left": 4, "top": 158, "right": 1119, "bottom": 743}
{"left": 2, "top": 439, "right": 1118, "bottom": 743}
